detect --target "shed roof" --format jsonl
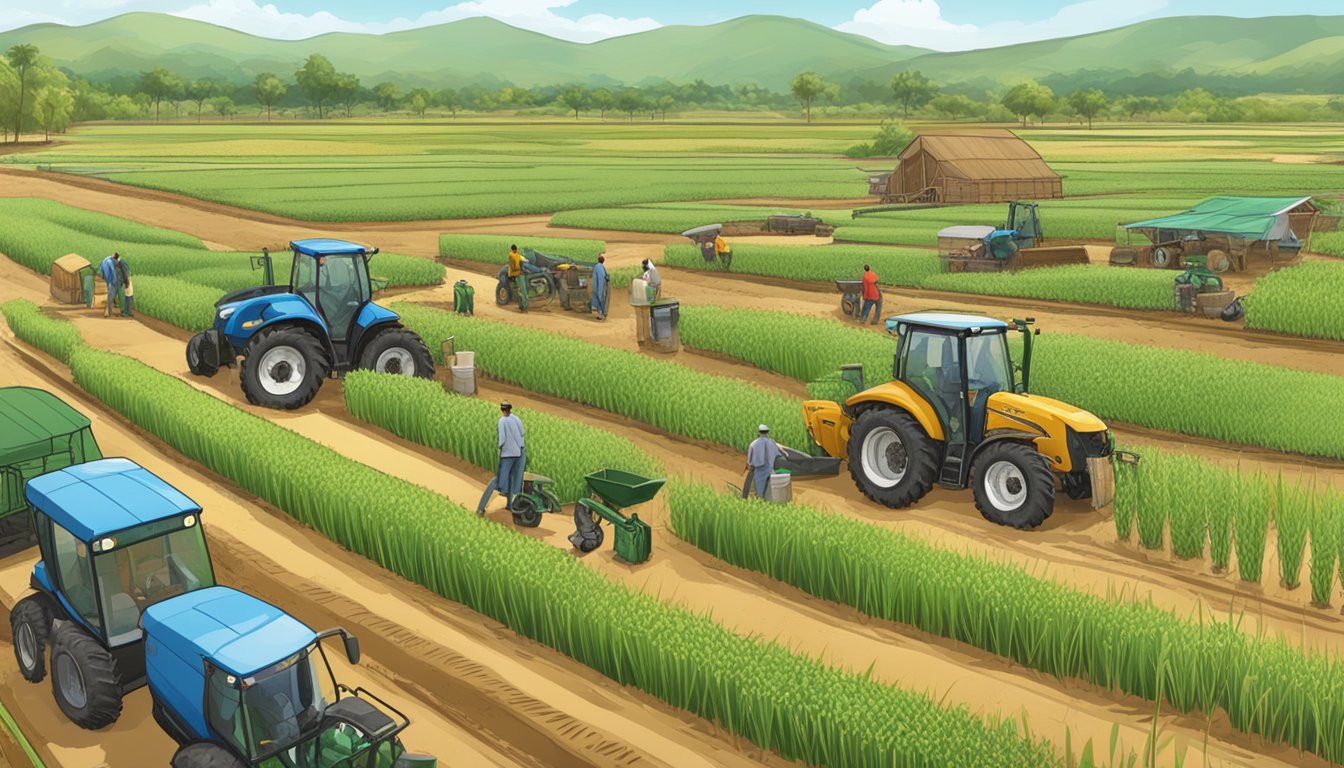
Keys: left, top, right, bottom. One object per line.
{"left": 26, "top": 458, "right": 201, "bottom": 542}
{"left": 52, "top": 254, "right": 91, "bottom": 274}
{"left": 900, "top": 130, "right": 1059, "bottom": 182}
{"left": 1124, "top": 196, "right": 1314, "bottom": 240}
{"left": 0, "top": 387, "right": 92, "bottom": 464}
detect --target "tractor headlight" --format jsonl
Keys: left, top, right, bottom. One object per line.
{"left": 95, "top": 537, "right": 116, "bottom": 552}
{"left": 183, "top": 514, "right": 196, "bottom": 528}
{"left": 218, "top": 306, "right": 236, "bottom": 321}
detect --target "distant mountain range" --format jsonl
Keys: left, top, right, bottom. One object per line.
{"left": 3, "top": 12, "right": 1344, "bottom": 94}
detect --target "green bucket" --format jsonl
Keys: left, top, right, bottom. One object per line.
{"left": 613, "top": 513, "right": 652, "bottom": 564}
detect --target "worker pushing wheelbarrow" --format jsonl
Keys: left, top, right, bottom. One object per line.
{"left": 496, "top": 467, "right": 664, "bottom": 565}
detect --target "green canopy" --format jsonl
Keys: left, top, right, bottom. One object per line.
{"left": 1124, "top": 196, "right": 1312, "bottom": 240}
{"left": 0, "top": 387, "right": 95, "bottom": 466}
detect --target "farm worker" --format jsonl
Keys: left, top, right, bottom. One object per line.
{"left": 714, "top": 233, "right": 731, "bottom": 264}
{"left": 508, "top": 244, "right": 528, "bottom": 313}
{"left": 858, "top": 264, "right": 882, "bottom": 326}
{"left": 590, "top": 255, "right": 609, "bottom": 320}
{"left": 115, "top": 257, "right": 133, "bottom": 317}
{"left": 98, "top": 252, "right": 123, "bottom": 318}
{"left": 746, "top": 425, "right": 783, "bottom": 499}
{"left": 497, "top": 400, "right": 527, "bottom": 505}
{"left": 641, "top": 258, "right": 661, "bottom": 300}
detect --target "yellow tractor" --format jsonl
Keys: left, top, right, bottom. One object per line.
{"left": 803, "top": 312, "right": 1114, "bottom": 528}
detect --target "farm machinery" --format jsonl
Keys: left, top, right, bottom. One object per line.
{"left": 940, "top": 201, "right": 1090, "bottom": 273}
{"left": 802, "top": 312, "right": 1115, "bottom": 529}
{"left": 502, "top": 469, "right": 662, "bottom": 565}
{"left": 10, "top": 456, "right": 435, "bottom": 767}
{"left": 495, "top": 248, "right": 603, "bottom": 312}
{"left": 1110, "top": 196, "right": 1319, "bottom": 273}
{"left": 186, "top": 239, "right": 435, "bottom": 410}
{"left": 680, "top": 225, "right": 732, "bottom": 269}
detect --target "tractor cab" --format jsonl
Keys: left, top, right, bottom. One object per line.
{"left": 187, "top": 239, "right": 434, "bottom": 410}
{"left": 144, "top": 587, "right": 434, "bottom": 768}
{"left": 15, "top": 458, "right": 214, "bottom": 726}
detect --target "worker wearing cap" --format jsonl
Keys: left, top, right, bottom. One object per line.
{"left": 858, "top": 264, "right": 882, "bottom": 325}
{"left": 746, "top": 425, "right": 783, "bottom": 499}
{"left": 508, "top": 244, "right": 528, "bottom": 313}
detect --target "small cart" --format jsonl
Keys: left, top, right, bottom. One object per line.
{"left": 569, "top": 469, "right": 664, "bottom": 564}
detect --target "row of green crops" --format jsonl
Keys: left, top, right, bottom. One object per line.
{"left": 550, "top": 204, "right": 839, "bottom": 235}
{"left": 437, "top": 234, "right": 639, "bottom": 288}
{"left": 0, "top": 300, "right": 83, "bottom": 364}
{"left": 663, "top": 244, "right": 1175, "bottom": 312}
{"left": 0, "top": 301, "right": 1064, "bottom": 768}
{"left": 678, "top": 305, "right": 1344, "bottom": 461}
{"left": 393, "top": 303, "right": 808, "bottom": 451}
{"left": 666, "top": 482, "right": 1344, "bottom": 763}
{"left": 1243, "top": 261, "right": 1344, "bottom": 341}
{"left": 344, "top": 372, "right": 661, "bottom": 503}
{"left": 0, "top": 199, "right": 444, "bottom": 332}
{"left": 1114, "top": 448, "right": 1344, "bottom": 598}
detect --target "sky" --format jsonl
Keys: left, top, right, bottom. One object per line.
{"left": 2, "top": 0, "right": 1341, "bottom": 48}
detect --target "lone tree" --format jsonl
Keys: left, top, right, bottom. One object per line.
{"left": 208, "top": 96, "right": 235, "bottom": 120}
{"left": 559, "top": 86, "right": 588, "bottom": 120}
{"left": 658, "top": 94, "right": 675, "bottom": 122}
{"left": 889, "top": 70, "right": 937, "bottom": 118}
{"left": 138, "top": 67, "right": 182, "bottom": 122}
{"left": 186, "top": 78, "right": 218, "bottom": 122}
{"left": 295, "top": 53, "right": 337, "bottom": 119}
{"left": 35, "top": 86, "right": 73, "bottom": 140}
{"left": 929, "top": 93, "right": 976, "bottom": 121}
{"left": 617, "top": 89, "right": 644, "bottom": 121}
{"left": 408, "top": 88, "right": 430, "bottom": 117}
{"left": 1002, "top": 81, "right": 1056, "bottom": 127}
{"left": 791, "top": 71, "right": 827, "bottom": 123}
{"left": 1068, "top": 88, "right": 1108, "bottom": 129}
{"left": 253, "top": 73, "right": 286, "bottom": 121}
{"left": 6, "top": 44, "right": 38, "bottom": 142}
{"left": 333, "top": 73, "right": 360, "bottom": 117}
{"left": 434, "top": 88, "right": 460, "bottom": 118}
{"left": 373, "top": 82, "right": 401, "bottom": 112}
{"left": 591, "top": 87, "right": 614, "bottom": 120}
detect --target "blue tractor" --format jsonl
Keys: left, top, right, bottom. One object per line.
{"left": 10, "top": 458, "right": 435, "bottom": 767}
{"left": 186, "top": 239, "right": 434, "bottom": 410}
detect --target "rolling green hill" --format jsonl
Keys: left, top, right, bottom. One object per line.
{"left": 2, "top": 12, "right": 1343, "bottom": 92}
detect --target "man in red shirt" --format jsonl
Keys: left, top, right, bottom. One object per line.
{"left": 859, "top": 264, "right": 882, "bottom": 325}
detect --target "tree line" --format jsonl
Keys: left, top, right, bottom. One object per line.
{"left": 4, "top": 42, "right": 1343, "bottom": 139}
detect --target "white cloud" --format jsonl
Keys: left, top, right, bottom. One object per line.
{"left": 168, "top": 0, "right": 659, "bottom": 42}
{"left": 836, "top": 0, "right": 1169, "bottom": 51}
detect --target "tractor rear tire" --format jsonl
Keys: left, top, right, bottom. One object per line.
{"left": 847, "top": 408, "right": 939, "bottom": 509}
{"left": 171, "top": 742, "right": 247, "bottom": 768}
{"left": 11, "top": 595, "right": 51, "bottom": 683}
{"left": 186, "top": 333, "right": 218, "bottom": 377}
{"left": 359, "top": 328, "right": 434, "bottom": 379}
{"left": 511, "top": 496, "right": 542, "bottom": 528}
{"left": 50, "top": 622, "right": 122, "bottom": 730}
{"left": 495, "top": 279, "right": 513, "bottom": 306}
{"left": 971, "top": 442, "right": 1056, "bottom": 529}
{"left": 240, "top": 326, "right": 330, "bottom": 411}
{"left": 1150, "top": 246, "right": 1177, "bottom": 269}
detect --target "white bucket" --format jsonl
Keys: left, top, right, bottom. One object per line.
{"left": 766, "top": 473, "right": 792, "bottom": 504}
{"left": 451, "top": 365, "right": 476, "bottom": 395}
{"left": 630, "top": 278, "right": 651, "bottom": 306}
{"left": 454, "top": 350, "right": 475, "bottom": 368}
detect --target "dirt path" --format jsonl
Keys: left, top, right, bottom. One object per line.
{"left": 0, "top": 299, "right": 787, "bottom": 767}
{"left": 7, "top": 268, "right": 1334, "bottom": 767}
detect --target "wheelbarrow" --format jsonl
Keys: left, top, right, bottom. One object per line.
{"left": 568, "top": 469, "right": 664, "bottom": 564}
{"left": 835, "top": 280, "right": 863, "bottom": 319}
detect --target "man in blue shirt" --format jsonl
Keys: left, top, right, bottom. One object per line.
{"left": 589, "top": 254, "right": 609, "bottom": 320}
{"left": 98, "top": 252, "right": 123, "bottom": 318}
{"left": 746, "top": 425, "right": 782, "bottom": 499}
{"left": 478, "top": 401, "right": 527, "bottom": 515}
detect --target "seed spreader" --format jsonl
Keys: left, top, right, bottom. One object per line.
{"left": 568, "top": 469, "right": 664, "bottom": 564}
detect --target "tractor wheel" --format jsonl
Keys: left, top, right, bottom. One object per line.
{"left": 11, "top": 595, "right": 51, "bottom": 683}
{"left": 846, "top": 408, "right": 939, "bottom": 509}
{"left": 1205, "top": 249, "right": 1231, "bottom": 274}
{"left": 528, "top": 275, "right": 556, "bottom": 308}
{"left": 359, "top": 329, "right": 434, "bottom": 379}
{"left": 49, "top": 622, "right": 122, "bottom": 729}
{"left": 495, "top": 279, "right": 513, "bottom": 306}
{"left": 511, "top": 496, "right": 542, "bottom": 528}
{"left": 171, "top": 742, "right": 247, "bottom": 768}
{"left": 186, "top": 333, "right": 218, "bottom": 377}
{"left": 239, "top": 326, "right": 330, "bottom": 410}
{"left": 970, "top": 442, "right": 1056, "bottom": 529}
{"left": 1150, "top": 246, "right": 1176, "bottom": 269}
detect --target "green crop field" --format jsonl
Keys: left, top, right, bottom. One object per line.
{"left": 1243, "top": 261, "right": 1344, "bottom": 341}
{"left": 10, "top": 123, "right": 1344, "bottom": 222}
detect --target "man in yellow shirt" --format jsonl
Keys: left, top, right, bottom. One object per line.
{"left": 507, "top": 244, "right": 527, "bottom": 312}
{"left": 713, "top": 233, "right": 732, "bottom": 270}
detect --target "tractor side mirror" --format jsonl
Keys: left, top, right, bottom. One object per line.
{"left": 343, "top": 633, "right": 361, "bottom": 665}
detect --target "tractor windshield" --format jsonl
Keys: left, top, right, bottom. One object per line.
{"left": 965, "top": 332, "right": 1013, "bottom": 396}
{"left": 92, "top": 517, "right": 215, "bottom": 645}
{"left": 241, "top": 644, "right": 338, "bottom": 764}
